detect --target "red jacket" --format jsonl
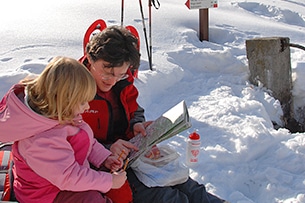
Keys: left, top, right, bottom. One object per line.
{"left": 80, "top": 56, "right": 145, "bottom": 203}
{"left": 80, "top": 56, "right": 145, "bottom": 144}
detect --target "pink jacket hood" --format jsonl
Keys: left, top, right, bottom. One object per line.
{"left": 0, "top": 84, "right": 59, "bottom": 142}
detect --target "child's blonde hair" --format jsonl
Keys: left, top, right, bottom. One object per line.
{"left": 23, "top": 56, "right": 96, "bottom": 124}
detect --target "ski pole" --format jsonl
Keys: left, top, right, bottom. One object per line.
{"left": 139, "top": 0, "right": 152, "bottom": 70}
{"left": 121, "top": 0, "right": 124, "bottom": 26}
{"left": 148, "top": 0, "right": 152, "bottom": 71}
{"left": 148, "top": 0, "right": 160, "bottom": 70}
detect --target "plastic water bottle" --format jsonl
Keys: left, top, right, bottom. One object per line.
{"left": 186, "top": 131, "right": 201, "bottom": 166}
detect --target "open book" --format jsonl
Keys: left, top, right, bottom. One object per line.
{"left": 128, "top": 100, "right": 192, "bottom": 166}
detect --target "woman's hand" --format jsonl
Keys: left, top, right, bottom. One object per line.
{"left": 133, "top": 121, "right": 153, "bottom": 136}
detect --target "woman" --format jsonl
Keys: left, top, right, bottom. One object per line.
{"left": 80, "top": 26, "right": 227, "bottom": 203}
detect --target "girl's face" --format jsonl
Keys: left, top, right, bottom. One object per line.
{"left": 74, "top": 102, "right": 90, "bottom": 117}
{"left": 89, "top": 59, "right": 130, "bottom": 92}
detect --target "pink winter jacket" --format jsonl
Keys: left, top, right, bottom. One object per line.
{"left": 0, "top": 84, "right": 113, "bottom": 203}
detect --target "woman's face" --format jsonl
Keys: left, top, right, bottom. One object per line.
{"left": 89, "top": 59, "right": 130, "bottom": 92}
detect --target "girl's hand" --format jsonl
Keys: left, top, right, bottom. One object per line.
{"left": 110, "top": 139, "right": 138, "bottom": 159}
{"left": 133, "top": 121, "right": 153, "bottom": 136}
{"left": 104, "top": 155, "right": 122, "bottom": 172}
{"left": 111, "top": 170, "right": 127, "bottom": 189}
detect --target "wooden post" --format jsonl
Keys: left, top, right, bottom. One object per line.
{"left": 199, "top": 8, "right": 209, "bottom": 41}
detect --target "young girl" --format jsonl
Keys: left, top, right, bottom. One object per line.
{"left": 0, "top": 57, "right": 126, "bottom": 203}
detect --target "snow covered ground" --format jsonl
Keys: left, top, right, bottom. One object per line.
{"left": 0, "top": 0, "right": 305, "bottom": 202}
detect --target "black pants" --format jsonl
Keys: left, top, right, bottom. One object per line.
{"left": 127, "top": 168, "right": 226, "bottom": 203}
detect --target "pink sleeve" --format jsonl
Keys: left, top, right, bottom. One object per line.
{"left": 88, "top": 138, "right": 112, "bottom": 168}
{"left": 18, "top": 130, "right": 113, "bottom": 193}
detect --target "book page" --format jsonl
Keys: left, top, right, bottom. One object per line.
{"left": 128, "top": 100, "right": 191, "bottom": 165}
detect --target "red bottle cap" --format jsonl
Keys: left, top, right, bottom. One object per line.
{"left": 189, "top": 132, "right": 200, "bottom": 140}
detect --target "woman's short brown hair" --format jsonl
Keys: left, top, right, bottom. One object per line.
{"left": 86, "top": 25, "right": 140, "bottom": 71}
